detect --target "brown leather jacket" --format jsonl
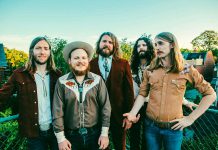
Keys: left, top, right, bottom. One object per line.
{"left": 0, "top": 67, "right": 61, "bottom": 138}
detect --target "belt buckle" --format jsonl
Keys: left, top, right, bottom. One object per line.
{"left": 79, "top": 128, "right": 88, "bottom": 135}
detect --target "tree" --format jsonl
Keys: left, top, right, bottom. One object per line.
{"left": 48, "top": 37, "right": 69, "bottom": 74}
{"left": 180, "top": 48, "right": 192, "bottom": 53}
{"left": 120, "top": 38, "right": 133, "bottom": 61}
{"left": 191, "top": 30, "right": 218, "bottom": 51}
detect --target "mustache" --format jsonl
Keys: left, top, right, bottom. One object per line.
{"left": 37, "top": 55, "right": 48, "bottom": 58}
{"left": 139, "top": 50, "right": 146, "bottom": 53}
{"left": 102, "top": 46, "right": 109, "bottom": 50}
{"left": 76, "top": 62, "right": 86, "bottom": 66}
{"left": 157, "top": 51, "right": 163, "bottom": 54}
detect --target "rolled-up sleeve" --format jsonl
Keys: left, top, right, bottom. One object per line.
{"left": 188, "top": 66, "right": 215, "bottom": 96}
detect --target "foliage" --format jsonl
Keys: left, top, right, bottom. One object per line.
{"left": 4, "top": 48, "right": 28, "bottom": 70}
{"left": 0, "top": 108, "right": 26, "bottom": 149}
{"left": 211, "top": 49, "right": 218, "bottom": 63}
{"left": 0, "top": 108, "right": 12, "bottom": 117}
{"left": 180, "top": 48, "right": 192, "bottom": 53}
{"left": 191, "top": 30, "right": 218, "bottom": 51}
{"left": 120, "top": 38, "right": 133, "bottom": 61}
{"left": 48, "top": 37, "right": 70, "bottom": 74}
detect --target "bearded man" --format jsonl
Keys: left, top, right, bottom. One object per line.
{"left": 90, "top": 32, "right": 134, "bottom": 150}
{"left": 0, "top": 36, "right": 61, "bottom": 150}
{"left": 130, "top": 36, "right": 155, "bottom": 150}
{"left": 53, "top": 41, "right": 111, "bottom": 150}
{"left": 129, "top": 36, "right": 198, "bottom": 150}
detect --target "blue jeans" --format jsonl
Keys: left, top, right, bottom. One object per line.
{"left": 27, "top": 128, "right": 58, "bottom": 150}
{"left": 66, "top": 127, "right": 100, "bottom": 150}
{"left": 144, "top": 118, "right": 183, "bottom": 150}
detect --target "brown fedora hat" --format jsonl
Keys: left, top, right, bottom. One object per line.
{"left": 63, "top": 41, "right": 94, "bottom": 62}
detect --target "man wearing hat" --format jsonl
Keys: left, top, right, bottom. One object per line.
{"left": 90, "top": 32, "right": 134, "bottom": 150}
{"left": 52, "top": 41, "right": 111, "bottom": 150}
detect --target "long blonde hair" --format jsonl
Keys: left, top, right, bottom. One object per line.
{"left": 149, "top": 32, "right": 185, "bottom": 73}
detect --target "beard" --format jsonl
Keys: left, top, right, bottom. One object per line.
{"left": 71, "top": 64, "right": 90, "bottom": 76}
{"left": 98, "top": 46, "right": 114, "bottom": 57}
{"left": 138, "top": 50, "right": 151, "bottom": 60}
{"left": 33, "top": 55, "right": 50, "bottom": 65}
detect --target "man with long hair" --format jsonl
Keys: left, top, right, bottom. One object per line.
{"left": 0, "top": 36, "right": 61, "bottom": 150}
{"left": 130, "top": 35, "right": 155, "bottom": 150}
{"left": 130, "top": 35, "right": 198, "bottom": 150}
{"left": 90, "top": 32, "right": 134, "bottom": 150}
{"left": 124, "top": 32, "right": 216, "bottom": 150}
{"left": 52, "top": 41, "right": 111, "bottom": 150}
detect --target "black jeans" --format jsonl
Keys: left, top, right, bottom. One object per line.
{"left": 27, "top": 128, "right": 58, "bottom": 150}
{"left": 130, "top": 103, "right": 147, "bottom": 150}
{"left": 66, "top": 127, "right": 100, "bottom": 150}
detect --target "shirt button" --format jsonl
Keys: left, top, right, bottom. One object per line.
{"left": 35, "top": 123, "right": 38, "bottom": 126}
{"left": 35, "top": 112, "right": 37, "bottom": 115}
{"left": 34, "top": 101, "right": 37, "bottom": 104}
{"left": 22, "top": 82, "right": 25, "bottom": 85}
{"left": 33, "top": 90, "right": 36, "bottom": 93}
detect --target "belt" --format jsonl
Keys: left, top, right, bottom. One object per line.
{"left": 67, "top": 125, "right": 99, "bottom": 136}
{"left": 146, "top": 115, "right": 178, "bottom": 129}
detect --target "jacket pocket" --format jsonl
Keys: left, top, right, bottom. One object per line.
{"left": 171, "top": 78, "right": 186, "bottom": 90}
{"left": 149, "top": 78, "right": 161, "bottom": 90}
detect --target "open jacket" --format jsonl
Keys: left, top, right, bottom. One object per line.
{"left": 0, "top": 67, "right": 61, "bottom": 138}
{"left": 90, "top": 57, "right": 134, "bottom": 125}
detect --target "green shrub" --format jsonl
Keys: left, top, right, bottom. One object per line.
{"left": 0, "top": 108, "right": 26, "bottom": 150}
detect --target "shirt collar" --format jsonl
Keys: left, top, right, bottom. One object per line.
{"left": 35, "top": 70, "right": 49, "bottom": 76}
{"left": 158, "top": 59, "right": 172, "bottom": 72}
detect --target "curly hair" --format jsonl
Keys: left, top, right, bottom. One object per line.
{"left": 95, "top": 32, "right": 121, "bottom": 60}
{"left": 130, "top": 36, "right": 155, "bottom": 74}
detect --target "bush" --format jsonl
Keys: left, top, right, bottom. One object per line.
{"left": 4, "top": 48, "right": 28, "bottom": 70}
{"left": 0, "top": 109, "right": 26, "bottom": 150}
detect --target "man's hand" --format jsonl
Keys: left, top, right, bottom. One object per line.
{"left": 122, "top": 118, "right": 133, "bottom": 129}
{"left": 123, "top": 113, "right": 140, "bottom": 123}
{"left": 171, "top": 116, "right": 195, "bottom": 131}
{"left": 184, "top": 101, "right": 198, "bottom": 111}
{"left": 98, "top": 136, "right": 109, "bottom": 150}
{"left": 58, "top": 139, "right": 71, "bottom": 150}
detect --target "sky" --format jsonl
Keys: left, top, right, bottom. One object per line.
{"left": 0, "top": 0, "right": 218, "bottom": 53}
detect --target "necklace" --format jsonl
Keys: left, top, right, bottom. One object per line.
{"left": 35, "top": 72, "right": 48, "bottom": 97}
